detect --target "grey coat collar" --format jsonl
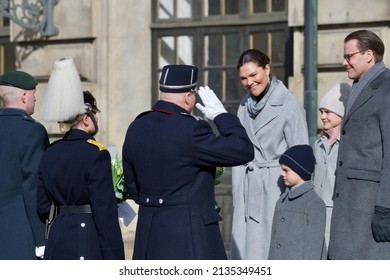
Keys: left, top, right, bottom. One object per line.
{"left": 241, "top": 78, "right": 290, "bottom": 134}
{"left": 281, "top": 181, "right": 314, "bottom": 201}
{"left": 344, "top": 67, "right": 390, "bottom": 125}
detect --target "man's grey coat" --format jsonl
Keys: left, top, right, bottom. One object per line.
{"left": 329, "top": 68, "right": 390, "bottom": 259}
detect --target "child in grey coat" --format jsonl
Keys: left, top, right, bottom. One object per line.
{"left": 268, "top": 145, "right": 326, "bottom": 260}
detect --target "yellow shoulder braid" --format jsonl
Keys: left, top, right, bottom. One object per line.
{"left": 87, "top": 139, "right": 106, "bottom": 151}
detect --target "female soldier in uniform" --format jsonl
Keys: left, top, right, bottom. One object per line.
{"left": 37, "top": 57, "right": 124, "bottom": 260}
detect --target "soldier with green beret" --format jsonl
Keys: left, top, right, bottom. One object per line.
{"left": 0, "top": 70, "right": 49, "bottom": 259}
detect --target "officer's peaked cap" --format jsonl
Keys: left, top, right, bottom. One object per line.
{"left": 159, "top": 64, "right": 198, "bottom": 93}
{"left": 0, "top": 70, "right": 38, "bottom": 90}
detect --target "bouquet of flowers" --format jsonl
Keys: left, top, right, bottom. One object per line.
{"left": 111, "top": 154, "right": 136, "bottom": 227}
{"left": 111, "top": 154, "right": 129, "bottom": 204}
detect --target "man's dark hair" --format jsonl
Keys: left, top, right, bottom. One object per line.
{"left": 345, "top": 30, "right": 385, "bottom": 62}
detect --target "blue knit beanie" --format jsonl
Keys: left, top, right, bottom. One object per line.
{"left": 279, "top": 145, "right": 316, "bottom": 181}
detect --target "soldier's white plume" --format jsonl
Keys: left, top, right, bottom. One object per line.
{"left": 41, "top": 56, "right": 85, "bottom": 122}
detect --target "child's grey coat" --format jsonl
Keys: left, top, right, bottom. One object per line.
{"left": 268, "top": 181, "right": 326, "bottom": 260}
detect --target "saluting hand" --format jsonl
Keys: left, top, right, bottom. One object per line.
{"left": 195, "top": 86, "right": 227, "bottom": 121}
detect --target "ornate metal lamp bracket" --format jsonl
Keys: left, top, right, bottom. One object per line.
{"left": 0, "top": 0, "right": 59, "bottom": 37}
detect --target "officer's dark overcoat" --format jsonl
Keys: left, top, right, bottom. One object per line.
{"left": 0, "top": 108, "right": 49, "bottom": 259}
{"left": 122, "top": 100, "right": 254, "bottom": 259}
{"left": 37, "top": 129, "right": 124, "bottom": 260}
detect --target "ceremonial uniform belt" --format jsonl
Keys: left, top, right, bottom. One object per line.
{"left": 58, "top": 204, "right": 92, "bottom": 214}
{"left": 138, "top": 193, "right": 188, "bottom": 207}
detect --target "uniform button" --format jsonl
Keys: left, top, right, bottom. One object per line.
{"left": 159, "top": 198, "right": 163, "bottom": 204}
{"left": 277, "top": 244, "right": 281, "bottom": 248}
{"left": 281, "top": 217, "right": 285, "bottom": 222}
{"left": 342, "top": 130, "right": 346, "bottom": 135}
{"left": 335, "top": 193, "right": 339, "bottom": 198}
{"left": 80, "top": 256, "right": 85, "bottom": 260}
{"left": 80, "top": 223, "right": 85, "bottom": 227}
{"left": 338, "top": 161, "right": 343, "bottom": 166}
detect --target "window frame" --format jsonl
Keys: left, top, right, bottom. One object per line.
{"left": 151, "top": 0, "right": 291, "bottom": 111}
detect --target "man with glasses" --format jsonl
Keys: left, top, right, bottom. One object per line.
{"left": 329, "top": 29, "right": 390, "bottom": 259}
{"left": 122, "top": 64, "right": 254, "bottom": 259}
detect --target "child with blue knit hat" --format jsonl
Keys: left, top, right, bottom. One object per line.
{"left": 268, "top": 144, "right": 326, "bottom": 259}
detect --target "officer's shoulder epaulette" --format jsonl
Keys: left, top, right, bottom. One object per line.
{"left": 49, "top": 138, "right": 62, "bottom": 147}
{"left": 21, "top": 114, "right": 38, "bottom": 123}
{"left": 135, "top": 110, "right": 152, "bottom": 120}
{"left": 87, "top": 139, "right": 106, "bottom": 151}
{"left": 180, "top": 112, "right": 203, "bottom": 121}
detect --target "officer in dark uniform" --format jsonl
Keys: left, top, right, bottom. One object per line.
{"left": 122, "top": 64, "right": 254, "bottom": 260}
{"left": 36, "top": 57, "right": 124, "bottom": 260}
{"left": 0, "top": 70, "right": 49, "bottom": 259}
{"left": 37, "top": 91, "right": 125, "bottom": 260}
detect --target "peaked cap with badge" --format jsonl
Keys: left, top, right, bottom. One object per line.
{"left": 159, "top": 64, "right": 198, "bottom": 93}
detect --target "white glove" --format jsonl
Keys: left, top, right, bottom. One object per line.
{"left": 195, "top": 86, "right": 227, "bottom": 121}
{"left": 36, "top": 246, "right": 45, "bottom": 259}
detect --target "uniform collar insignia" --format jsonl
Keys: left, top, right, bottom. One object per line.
{"left": 87, "top": 139, "right": 106, "bottom": 151}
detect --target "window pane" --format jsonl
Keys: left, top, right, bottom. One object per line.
{"left": 205, "top": 0, "right": 221, "bottom": 16}
{"left": 158, "top": 0, "right": 174, "bottom": 19}
{"left": 226, "top": 33, "right": 240, "bottom": 65}
{"left": 272, "top": 0, "right": 285, "bottom": 12}
{"left": 0, "top": 40, "right": 15, "bottom": 78}
{"left": 0, "top": 2, "right": 10, "bottom": 26}
{"left": 270, "top": 31, "right": 285, "bottom": 64}
{"left": 205, "top": 70, "right": 223, "bottom": 100}
{"left": 159, "top": 36, "right": 175, "bottom": 67}
{"left": 252, "top": 32, "right": 268, "bottom": 54}
{"left": 1, "top": 17, "right": 9, "bottom": 27}
{"left": 204, "top": 35, "right": 222, "bottom": 66}
{"left": 177, "top": 36, "right": 193, "bottom": 65}
{"left": 253, "top": 0, "right": 267, "bottom": 13}
{"left": 225, "top": 0, "right": 239, "bottom": 15}
{"left": 178, "top": 0, "right": 192, "bottom": 18}
{"left": 271, "top": 66, "right": 284, "bottom": 83}
{"left": 226, "top": 68, "right": 241, "bottom": 102}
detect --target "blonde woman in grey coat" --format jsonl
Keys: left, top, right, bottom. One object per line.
{"left": 231, "top": 49, "right": 309, "bottom": 260}
{"left": 312, "top": 83, "right": 350, "bottom": 254}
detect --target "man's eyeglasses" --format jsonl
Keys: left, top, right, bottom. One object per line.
{"left": 343, "top": 50, "right": 366, "bottom": 62}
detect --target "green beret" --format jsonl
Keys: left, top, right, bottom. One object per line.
{"left": 0, "top": 70, "right": 38, "bottom": 90}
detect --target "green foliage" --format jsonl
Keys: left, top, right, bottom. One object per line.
{"left": 112, "top": 154, "right": 129, "bottom": 204}
{"left": 214, "top": 167, "right": 224, "bottom": 213}
{"left": 214, "top": 166, "right": 224, "bottom": 185}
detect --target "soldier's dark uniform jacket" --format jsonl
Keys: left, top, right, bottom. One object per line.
{"left": 37, "top": 129, "right": 124, "bottom": 260}
{"left": 122, "top": 100, "right": 254, "bottom": 260}
{"left": 0, "top": 108, "right": 49, "bottom": 260}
